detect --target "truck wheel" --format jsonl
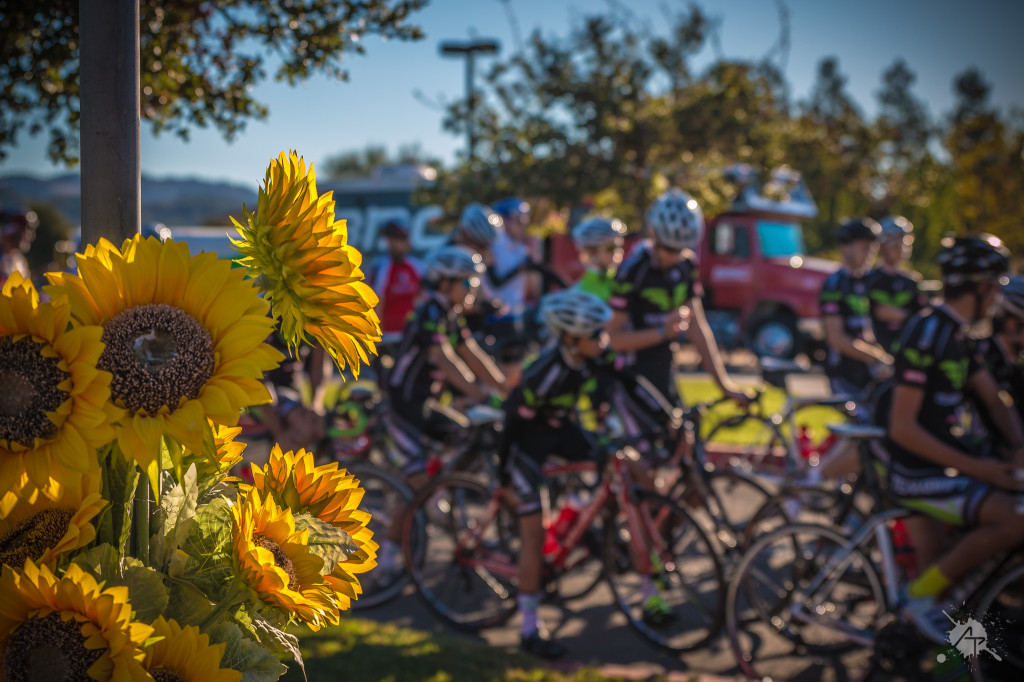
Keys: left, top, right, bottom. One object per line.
{"left": 749, "top": 316, "right": 798, "bottom": 359}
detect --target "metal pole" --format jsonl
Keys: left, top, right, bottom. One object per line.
{"left": 465, "top": 52, "right": 476, "bottom": 163}
{"left": 79, "top": 0, "right": 141, "bottom": 247}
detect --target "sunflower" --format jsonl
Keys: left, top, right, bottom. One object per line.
{"left": 0, "top": 472, "right": 105, "bottom": 571}
{"left": 45, "top": 236, "right": 283, "bottom": 488}
{"left": 247, "top": 445, "right": 377, "bottom": 610}
{"left": 0, "top": 272, "right": 116, "bottom": 499}
{"left": 0, "top": 560, "right": 152, "bottom": 681}
{"left": 142, "top": 617, "right": 241, "bottom": 682}
{"left": 230, "top": 489, "right": 338, "bottom": 630}
{"left": 231, "top": 150, "right": 382, "bottom": 377}
{"left": 184, "top": 422, "right": 247, "bottom": 482}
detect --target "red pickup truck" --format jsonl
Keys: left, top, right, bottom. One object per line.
{"left": 549, "top": 167, "right": 837, "bottom": 358}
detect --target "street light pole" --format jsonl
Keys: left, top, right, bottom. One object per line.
{"left": 439, "top": 39, "right": 500, "bottom": 163}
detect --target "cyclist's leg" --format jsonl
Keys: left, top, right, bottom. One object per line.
{"left": 930, "top": 488, "right": 1024, "bottom": 588}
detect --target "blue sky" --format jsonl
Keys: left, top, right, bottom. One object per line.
{"left": 3, "top": 0, "right": 1023, "bottom": 187}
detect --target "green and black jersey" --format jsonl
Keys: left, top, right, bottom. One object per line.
{"left": 387, "top": 291, "right": 470, "bottom": 406}
{"left": 575, "top": 267, "right": 616, "bottom": 302}
{"left": 885, "top": 305, "right": 988, "bottom": 474}
{"left": 609, "top": 245, "right": 699, "bottom": 400}
{"left": 820, "top": 268, "right": 874, "bottom": 388}
{"left": 866, "top": 266, "right": 927, "bottom": 352}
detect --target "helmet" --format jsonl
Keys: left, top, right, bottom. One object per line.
{"left": 572, "top": 217, "right": 627, "bottom": 249}
{"left": 836, "top": 218, "right": 881, "bottom": 244}
{"left": 937, "top": 233, "right": 1010, "bottom": 286}
{"left": 878, "top": 215, "right": 914, "bottom": 242}
{"left": 999, "top": 276, "right": 1024, "bottom": 319}
{"left": 540, "top": 289, "right": 613, "bottom": 338}
{"left": 458, "top": 203, "right": 504, "bottom": 248}
{"left": 646, "top": 189, "right": 703, "bottom": 251}
{"left": 423, "top": 245, "right": 485, "bottom": 283}
{"left": 492, "top": 197, "right": 530, "bottom": 220}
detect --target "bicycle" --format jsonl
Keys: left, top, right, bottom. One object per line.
{"left": 725, "top": 423, "right": 1024, "bottom": 681}
{"left": 400, "top": 436, "right": 725, "bottom": 654}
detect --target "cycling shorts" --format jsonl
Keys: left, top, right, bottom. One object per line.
{"left": 888, "top": 467, "right": 993, "bottom": 527}
{"left": 499, "top": 420, "right": 593, "bottom": 516}
{"left": 382, "top": 401, "right": 447, "bottom": 477}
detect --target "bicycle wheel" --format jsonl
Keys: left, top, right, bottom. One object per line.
{"left": 602, "top": 491, "right": 725, "bottom": 653}
{"left": 402, "top": 474, "right": 519, "bottom": 632}
{"left": 746, "top": 483, "right": 867, "bottom": 546}
{"left": 971, "top": 560, "right": 1024, "bottom": 681}
{"left": 726, "top": 522, "right": 886, "bottom": 682}
{"left": 700, "top": 468, "right": 776, "bottom": 555}
{"left": 346, "top": 463, "right": 419, "bottom": 610}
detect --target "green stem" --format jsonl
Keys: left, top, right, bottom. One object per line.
{"left": 135, "top": 473, "right": 150, "bottom": 564}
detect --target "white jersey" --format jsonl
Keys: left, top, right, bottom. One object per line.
{"left": 490, "top": 232, "right": 532, "bottom": 313}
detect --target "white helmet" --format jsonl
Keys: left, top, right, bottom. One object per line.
{"left": 1000, "top": 276, "right": 1024, "bottom": 319}
{"left": 458, "top": 203, "right": 504, "bottom": 248}
{"left": 572, "top": 217, "right": 627, "bottom": 249}
{"left": 646, "top": 188, "right": 703, "bottom": 251}
{"left": 540, "top": 289, "right": 613, "bottom": 338}
{"left": 424, "top": 245, "right": 485, "bottom": 283}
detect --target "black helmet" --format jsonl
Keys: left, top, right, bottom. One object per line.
{"left": 836, "top": 218, "right": 881, "bottom": 244}
{"left": 936, "top": 233, "right": 1010, "bottom": 286}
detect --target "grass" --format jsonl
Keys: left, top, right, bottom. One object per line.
{"left": 281, "top": 617, "right": 676, "bottom": 682}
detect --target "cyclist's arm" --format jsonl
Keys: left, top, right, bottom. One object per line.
{"left": 428, "top": 344, "right": 490, "bottom": 402}
{"left": 888, "top": 384, "right": 989, "bottom": 475}
{"left": 969, "top": 370, "right": 1024, "bottom": 450}
{"left": 607, "top": 309, "right": 667, "bottom": 352}
{"left": 873, "top": 304, "right": 909, "bottom": 324}
{"left": 686, "top": 297, "right": 745, "bottom": 397}
{"left": 824, "top": 314, "right": 892, "bottom": 366}
{"left": 456, "top": 336, "right": 508, "bottom": 392}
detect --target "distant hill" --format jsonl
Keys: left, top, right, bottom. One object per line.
{"left": 0, "top": 173, "right": 258, "bottom": 226}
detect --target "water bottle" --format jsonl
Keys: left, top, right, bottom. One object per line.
{"left": 543, "top": 495, "right": 582, "bottom": 557}
{"left": 797, "top": 424, "right": 814, "bottom": 460}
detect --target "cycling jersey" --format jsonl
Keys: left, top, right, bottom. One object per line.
{"left": 866, "top": 266, "right": 927, "bottom": 352}
{"left": 576, "top": 267, "right": 615, "bottom": 302}
{"left": 885, "top": 305, "right": 988, "bottom": 474}
{"left": 820, "top": 268, "right": 874, "bottom": 388}
{"left": 609, "top": 245, "right": 700, "bottom": 400}
{"left": 387, "top": 291, "right": 470, "bottom": 406}
{"left": 974, "top": 334, "right": 1024, "bottom": 441}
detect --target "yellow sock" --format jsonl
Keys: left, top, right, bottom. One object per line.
{"left": 907, "top": 565, "right": 951, "bottom": 599}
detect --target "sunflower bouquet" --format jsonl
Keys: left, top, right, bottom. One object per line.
{"left": 0, "top": 151, "right": 381, "bottom": 681}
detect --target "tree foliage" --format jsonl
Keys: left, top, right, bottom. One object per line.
{"left": 0, "top": 0, "right": 427, "bottom": 165}
{"left": 426, "top": 7, "right": 1024, "bottom": 263}
{"left": 323, "top": 143, "right": 440, "bottom": 178}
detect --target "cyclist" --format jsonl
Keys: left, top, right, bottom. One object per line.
{"left": 866, "top": 216, "right": 928, "bottom": 354}
{"left": 974, "top": 275, "right": 1024, "bottom": 444}
{"left": 490, "top": 197, "right": 542, "bottom": 314}
{"left": 500, "top": 289, "right": 676, "bottom": 659}
{"left": 379, "top": 246, "right": 508, "bottom": 571}
{"left": 572, "top": 216, "right": 627, "bottom": 302}
{"left": 607, "top": 188, "right": 748, "bottom": 409}
{"left": 885, "top": 234, "right": 1024, "bottom": 643}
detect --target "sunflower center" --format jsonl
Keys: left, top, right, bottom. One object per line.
{"left": 2, "top": 611, "right": 102, "bottom": 682}
{"left": 0, "top": 336, "right": 69, "bottom": 447}
{"left": 98, "top": 304, "right": 215, "bottom": 416}
{"left": 0, "top": 507, "right": 74, "bottom": 569}
{"left": 149, "top": 670, "right": 187, "bottom": 682}
{"left": 254, "top": 533, "right": 299, "bottom": 590}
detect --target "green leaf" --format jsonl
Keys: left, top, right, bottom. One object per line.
{"left": 153, "top": 463, "right": 200, "bottom": 570}
{"left": 108, "top": 448, "right": 139, "bottom": 557}
{"left": 252, "top": 618, "right": 304, "bottom": 680}
{"left": 206, "top": 621, "right": 287, "bottom": 682}
{"left": 71, "top": 543, "right": 119, "bottom": 582}
{"left": 121, "top": 561, "right": 171, "bottom": 623}
{"left": 292, "top": 513, "right": 358, "bottom": 575}
{"left": 163, "top": 575, "right": 215, "bottom": 627}
{"left": 179, "top": 497, "right": 236, "bottom": 601}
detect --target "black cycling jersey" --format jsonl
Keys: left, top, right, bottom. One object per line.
{"left": 609, "top": 245, "right": 700, "bottom": 400}
{"left": 885, "top": 305, "right": 988, "bottom": 473}
{"left": 975, "top": 334, "right": 1024, "bottom": 432}
{"left": 504, "top": 346, "right": 610, "bottom": 426}
{"left": 820, "top": 268, "right": 874, "bottom": 388}
{"left": 387, "top": 291, "right": 470, "bottom": 406}
{"left": 866, "top": 266, "right": 927, "bottom": 353}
